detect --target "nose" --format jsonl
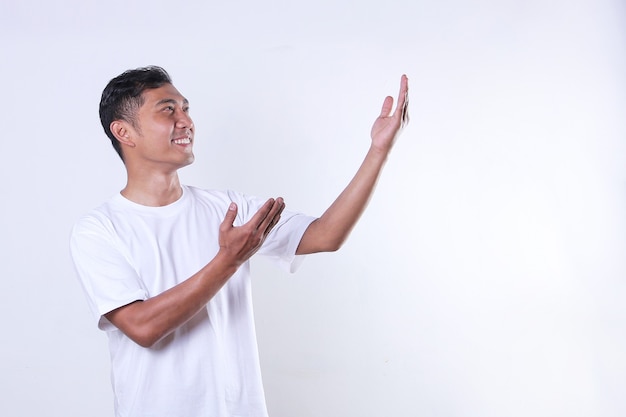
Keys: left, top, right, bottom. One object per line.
{"left": 175, "top": 110, "right": 194, "bottom": 130}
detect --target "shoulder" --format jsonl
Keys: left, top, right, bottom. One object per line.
{"left": 70, "top": 197, "right": 123, "bottom": 243}
{"left": 183, "top": 185, "right": 254, "bottom": 207}
{"left": 70, "top": 217, "right": 112, "bottom": 253}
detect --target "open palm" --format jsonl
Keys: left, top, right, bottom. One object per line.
{"left": 370, "top": 74, "right": 410, "bottom": 153}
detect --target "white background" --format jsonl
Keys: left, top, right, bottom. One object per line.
{"left": 1, "top": 1, "right": 624, "bottom": 416}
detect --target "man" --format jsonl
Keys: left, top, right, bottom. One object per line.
{"left": 71, "top": 66, "right": 408, "bottom": 416}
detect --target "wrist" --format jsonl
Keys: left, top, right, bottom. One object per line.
{"left": 210, "top": 250, "right": 241, "bottom": 276}
{"left": 367, "top": 143, "right": 391, "bottom": 163}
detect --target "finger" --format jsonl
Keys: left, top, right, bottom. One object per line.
{"left": 401, "top": 89, "right": 410, "bottom": 126}
{"left": 220, "top": 202, "right": 238, "bottom": 231}
{"left": 264, "top": 198, "right": 285, "bottom": 234}
{"left": 394, "top": 74, "right": 409, "bottom": 118}
{"left": 247, "top": 198, "right": 276, "bottom": 230}
{"left": 379, "top": 96, "right": 394, "bottom": 118}
{"left": 259, "top": 197, "right": 285, "bottom": 234}
{"left": 402, "top": 96, "right": 410, "bottom": 126}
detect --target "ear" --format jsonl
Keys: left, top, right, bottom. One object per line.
{"left": 110, "top": 120, "right": 137, "bottom": 148}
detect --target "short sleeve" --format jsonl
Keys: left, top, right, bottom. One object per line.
{"left": 70, "top": 215, "right": 148, "bottom": 331}
{"left": 227, "top": 191, "right": 316, "bottom": 273}
{"left": 259, "top": 213, "right": 316, "bottom": 273}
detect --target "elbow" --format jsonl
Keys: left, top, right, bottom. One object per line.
{"left": 327, "top": 239, "right": 343, "bottom": 253}
{"left": 296, "top": 238, "right": 343, "bottom": 255}
{"left": 316, "top": 223, "right": 352, "bottom": 253}
{"left": 132, "top": 333, "right": 157, "bottom": 348}
{"left": 321, "top": 236, "right": 345, "bottom": 253}
{"left": 298, "top": 220, "right": 349, "bottom": 254}
{"left": 105, "top": 308, "right": 166, "bottom": 348}
{"left": 128, "top": 328, "right": 165, "bottom": 348}
{"left": 136, "top": 339, "right": 158, "bottom": 349}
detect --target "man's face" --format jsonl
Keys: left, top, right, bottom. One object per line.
{"left": 128, "top": 83, "right": 195, "bottom": 170}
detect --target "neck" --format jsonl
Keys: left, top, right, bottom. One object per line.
{"left": 121, "top": 171, "right": 183, "bottom": 207}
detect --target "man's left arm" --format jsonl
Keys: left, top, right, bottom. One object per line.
{"left": 296, "top": 74, "right": 410, "bottom": 255}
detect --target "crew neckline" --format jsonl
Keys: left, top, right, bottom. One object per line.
{"left": 111, "top": 185, "right": 189, "bottom": 216}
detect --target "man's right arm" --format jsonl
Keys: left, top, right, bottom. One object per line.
{"left": 104, "top": 197, "right": 285, "bottom": 348}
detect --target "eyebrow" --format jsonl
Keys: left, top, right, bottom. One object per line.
{"left": 155, "top": 97, "right": 189, "bottom": 107}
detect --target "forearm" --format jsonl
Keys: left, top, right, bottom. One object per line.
{"left": 297, "top": 75, "right": 408, "bottom": 254}
{"left": 297, "top": 145, "right": 389, "bottom": 254}
{"left": 105, "top": 251, "right": 238, "bottom": 347}
{"left": 104, "top": 197, "right": 284, "bottom": 347}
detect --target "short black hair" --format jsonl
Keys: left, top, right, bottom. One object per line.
{"left": 99, "top": 66, "right": 172, "bottom": 161}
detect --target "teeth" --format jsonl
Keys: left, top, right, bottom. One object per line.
{"left": 173, "top": 138, "right": 191, "bottom": 144}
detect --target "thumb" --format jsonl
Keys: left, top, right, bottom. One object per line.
{"left": 380, "top": 96, "right": 394, "bottom": 117}
{"left": 221, "top": 202, "right": 238, "bottom": 230}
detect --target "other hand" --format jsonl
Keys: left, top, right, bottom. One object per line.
{"left": 370, "top": 74, "right": 409, "bottom": 154}
{"left": 218, "top": 197, "right": 285, "bottom": 266}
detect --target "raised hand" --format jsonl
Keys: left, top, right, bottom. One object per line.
{"left": 218, "top": 197, "right": 286, "bottom": 266}
{"left": 370, "top": 74, "right": 410, "bottom": 154}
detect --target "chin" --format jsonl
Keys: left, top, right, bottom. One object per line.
{"left": 183, "top": 154, "right": 195, "bottom": 166}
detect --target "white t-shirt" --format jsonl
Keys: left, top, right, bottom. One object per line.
{"left": 70, "top": 185, "right": 316, "bottom": 417}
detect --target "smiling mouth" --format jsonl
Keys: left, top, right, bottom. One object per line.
{"left": 172, "top": 137, "right": 191, "bottom": 145}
